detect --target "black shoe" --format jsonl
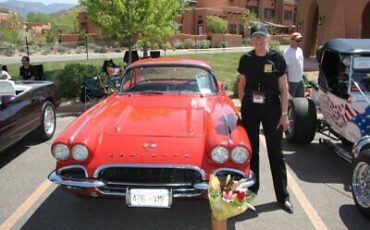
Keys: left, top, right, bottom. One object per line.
{"left": 280, "top": 200, "right": 293, "bottom": 213}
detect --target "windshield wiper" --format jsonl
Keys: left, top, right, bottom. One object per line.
{"left": 138, "top": 90, "right": 165, "bottom": 94}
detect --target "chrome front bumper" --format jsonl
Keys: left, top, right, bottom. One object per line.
{"left": 48, "top": 169, "right": 256, "bottom": 195}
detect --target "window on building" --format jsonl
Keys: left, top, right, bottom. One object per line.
{"left": 229, "top": 23, "right": 237, "bottom": 34}
{"left": 264, "top": 9, "right": 275, "bottom": 20}
{"left": 284, "top": 10, "right": 293, "bottom": 20}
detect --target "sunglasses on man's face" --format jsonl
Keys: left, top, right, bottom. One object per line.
{"left": 22, "top": 59, "right": 28, "bottom": 62}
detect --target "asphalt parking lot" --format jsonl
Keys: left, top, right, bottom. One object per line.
{"left": 0, "top": 115, "right": 369, "bottom": 230}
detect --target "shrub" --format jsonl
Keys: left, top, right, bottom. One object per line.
{"left": 195, "top": 40, "right": 211, "bottom": 49}
{"left": 53, "top": 63, "right": 100, "bottom": 98}
{"left": 4, "top": 48, "right": 15, "bottom": 57}
{"left": 160, "top": 42, "right": 172, "bottom": 50}
{"left": 183, "top": 39, "right": 194, "bottom": 49}
{"left": 242, "top": 38, "right": 251, "bottom": 46}
{"left": 268, "top": 39, "right": 280, "bottom": 50}
{"left": 279, "top": 36, "right": 290, "bottom": 45}
{"left": 232, "top": 75, "right": 239, "bottom": 99}
{"left": 219, "top": 41, "right": 228, "bottom": 48}
{"left": 95, "top": 45, "right": 108, "bottom": 53}
{"left": 41, "top": 49, "right": 51, "bottom": 55}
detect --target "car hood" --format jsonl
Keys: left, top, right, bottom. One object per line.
{"left": 105, "top": 97, "right": 204, "bottom": 137}
{"left": 64, "top": 94, "right": 208, "bottom": 143}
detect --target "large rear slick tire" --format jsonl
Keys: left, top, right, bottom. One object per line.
{"left": 285, "top": 98, "right": 317, "bottom": 144}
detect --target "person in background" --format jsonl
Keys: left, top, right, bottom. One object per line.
{"left": 237, "top": 23, "right": 293, "bottom": 213}
{"left": 283, "top": 32, "right": 305, "bottom": 97}
{"left": 19, "top": 56, "right": 35, "bottom": 80}
{"left": 0, "top": 64, "right": 11, "bottom": 80}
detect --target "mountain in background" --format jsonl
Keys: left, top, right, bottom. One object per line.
{"left": 0, "top": 0, "right": 77, "bottom": 17}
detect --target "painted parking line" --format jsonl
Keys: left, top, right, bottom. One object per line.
{"left": 260, "top": 136, "right": 328, "bottom": 230}
{"left": 0, "top": 180, "right": 52, "bottom": 230}
{"left": 287, "top": 171, "right": 328, "bottom": 230}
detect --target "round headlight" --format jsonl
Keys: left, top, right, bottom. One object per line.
{"left": 231, "top": 146, "right": 249, "bottom": 164}
{"left": 71, "top": 144, "right": 89, "bottom": 161}
{"left": 211, "top": 146, "right": 229, "bottom": 164}
{"left": 52, "top": 144, "right": 70, "bottom": 160}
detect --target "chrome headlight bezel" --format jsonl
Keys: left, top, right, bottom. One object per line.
{"left": 211, "top": 146, "right": 229, "bottom": 164}
{"left": 231, "top": 146, "right": 249, "bottom": 164}
{"left": 52, "top": 144, "right": 70, "bottom": 160}
{"left": 71, "top": 144, "right": 89, "bottom": 161}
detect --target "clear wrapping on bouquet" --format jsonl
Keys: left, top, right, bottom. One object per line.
{"left": 208, "top": 174, "right": 255, "bottom": 221}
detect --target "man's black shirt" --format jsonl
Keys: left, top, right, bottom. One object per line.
{"left": 237, "top": 49, "right": 286, "bottom": 99}
{"left": 19, "top": 65, "right": 34, "bottom": 80}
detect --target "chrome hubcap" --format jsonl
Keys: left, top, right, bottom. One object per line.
{"left": 44, "top": 106, "right": 55, "bottom": 135}
{"left": 353, "top": 161, "right": 370, "bottom": 208}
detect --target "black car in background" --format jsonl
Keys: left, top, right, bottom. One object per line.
{"left": 0, "top": 80, "right": 60, "bottom": 153}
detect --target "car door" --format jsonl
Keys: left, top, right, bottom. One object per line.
{"left": 0, "top": 90, "right": 41, "bottom": 152}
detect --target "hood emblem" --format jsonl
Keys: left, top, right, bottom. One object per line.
{"left": 143, "top": 141, "right": 158, "bottom": 152}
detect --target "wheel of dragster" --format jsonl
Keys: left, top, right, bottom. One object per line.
{"left": 352, "top": 149, "right": 370, "bottom": 218}
{"left": 285, "top": 98, "right": 317, "bottom": 144}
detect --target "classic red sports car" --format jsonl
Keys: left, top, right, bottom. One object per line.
{"left": 48, "top": 57, "right": 255, "bottom": 208}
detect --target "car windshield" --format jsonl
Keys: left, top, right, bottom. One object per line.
{"left": 352, "top": 72, "right": 370, "bottom": 93}
{"left": 119, "top": 66, "right": 218, "bottom": 94}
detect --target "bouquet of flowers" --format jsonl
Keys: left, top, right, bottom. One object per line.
{"left": 208, "top": 174, "right": 255, "bottom": 221}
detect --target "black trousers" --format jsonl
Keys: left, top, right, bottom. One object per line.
{"left": 241, "top": 97, "right": 289, "bottom": 202}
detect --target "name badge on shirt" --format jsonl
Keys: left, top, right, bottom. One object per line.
{"left": 264, "top": 64, "right": 272, "bottom": 73}
{"left": 253, "top": 91, "right": 265, "bottom": 104}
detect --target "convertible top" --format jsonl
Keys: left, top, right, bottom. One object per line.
{"left": 321, "top": 39, "right": 370, "bottom": 54}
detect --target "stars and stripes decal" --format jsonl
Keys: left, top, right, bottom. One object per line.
{"left": 328, "top": 101, "right": 360, "bottom": 128}
{"left": 351, "top": 106, "right": 370, "bottom": 136}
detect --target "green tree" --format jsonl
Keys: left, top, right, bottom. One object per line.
{"left": 0, "top": 25, "right": 21, "bottom": 45}
{"left": 80, "top": 0, "right": 181, "bottom": 63}
{"left": 26, "top": 12, "right": 56, "bottom": 24}
{"left": 206, "top": 16, "right": 227, "bottom": 34}
{"left": 56, "top": 9, "right": 79, "bottom": 33}
{"left": 240, "top": 11, "right": 260, "bottom": 36}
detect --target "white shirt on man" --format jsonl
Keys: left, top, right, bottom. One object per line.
{"left": 0, "top": 70, "right": 11, "bottom": 80}
{"left": 283, "top": 47, "right": 304, "bottom": 83}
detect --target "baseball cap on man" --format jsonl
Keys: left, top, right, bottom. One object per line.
{"left": 290, "top": 32, "right": 303, "bottom": 41}
{"left": 250, "top": 23, "right": 269, "bottom": 37}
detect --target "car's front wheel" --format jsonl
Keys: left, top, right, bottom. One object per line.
{"left": 285, "top": 98, "right": 317, "bottom": 144}
{"left": 352, "top": 149, "right": 370, "bottom": 218}
{"left": 35, "top": 101, "right": 56, "bottom": 140}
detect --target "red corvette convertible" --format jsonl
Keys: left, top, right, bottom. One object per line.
{"left": 49, "top": 57, "right": 255, "bottom": 208}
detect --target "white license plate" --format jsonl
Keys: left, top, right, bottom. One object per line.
{"left": 126, "top": 188, "right": 171, "bottom": 208}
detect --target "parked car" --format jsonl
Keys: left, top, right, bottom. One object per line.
{"left": 48, "top": 57, "right": 255, "bottom": 208}
{"left": 0, "top": 80, "right": 60, "bottom": 153}
{"left": 286, "top": 39, "right": 370, "bottom": 218}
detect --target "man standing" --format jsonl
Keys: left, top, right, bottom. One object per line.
{"left": 283, "top": 32, "right": 305, "bottom": 97}
{"left": 237, "top": 23, "right": 293, "bottom": 213}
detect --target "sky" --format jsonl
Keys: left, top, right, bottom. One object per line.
{"left": 0, "top": 0, "right": 79, "bottom": 5}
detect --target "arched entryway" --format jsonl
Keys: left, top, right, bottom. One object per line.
{"left": 306, "top": 1, "right": 319, "bottom": 56}
{"left": 361, "top": 2, "right": 370, "bottom": 38}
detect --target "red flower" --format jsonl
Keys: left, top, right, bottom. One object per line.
{"left": 235, "top": 190, "right": 246, "bottom": 202}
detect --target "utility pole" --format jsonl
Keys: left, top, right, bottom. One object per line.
{"left": 25, "top": 35, "right": 30, "bottom": 57}
{"left": 85, "top": 33, "right": 89, "bottom": 60}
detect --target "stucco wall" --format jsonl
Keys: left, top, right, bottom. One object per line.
{"left": 296, "top": 0, "right": 369, "bottom": 56}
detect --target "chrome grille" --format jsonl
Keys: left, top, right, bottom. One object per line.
{"left": 96, "top": 166, "right": 204, "bottom": 197}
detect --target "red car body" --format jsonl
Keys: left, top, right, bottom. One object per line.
{"left": 49, "top": 57, "right": 255, "bottom": 207}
